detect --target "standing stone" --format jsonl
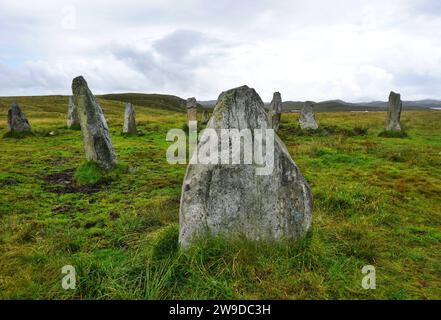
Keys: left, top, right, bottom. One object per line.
{"left": 186, "top": 97, "right": 197, "bottom": 122}
{"left": 123, "top": 102, "right": 137, "bottom": 135}
{"left": 179, "top": 85, "right": 313, "bottom": 248}
{"left": 7, "top": 102, "right": 31, "bottom": 133}
{"left": 72, "top": 76, "right": 117, "bottom": 170}
{"left": 386, "top": 91, "right": 402, "bottom": 132}
{"left": 269, "top": 92, "right": 282, "bottom": 131}
{"left": 299, "top": 102, "right": 318, "bottom": 130}
{"left": 67, "top": 96, "right": 81, "bottom": 129}
{"left": 202, "top": 110, "right": 210, "bottom": 124}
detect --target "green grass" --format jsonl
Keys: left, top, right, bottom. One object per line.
{"left": 74, "top": 162, "right": 104, "bottom": 186}
{"left": 0, "top": 95, "right": 440, "bottom": 299}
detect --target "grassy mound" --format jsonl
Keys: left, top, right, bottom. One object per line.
{"left": 2, "top": 130, "right": 34, "bottom": 139}
{"left": 378, "top": 130, "right": 409, "bottom": 138}
{"left": 74, "top": 161, "right": 128, "bottom": 186}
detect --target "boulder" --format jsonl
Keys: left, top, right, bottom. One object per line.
{"left": 123, "top": 102, "right": 137, "bottom": 135}
{"left": 386, "top": 91, "right": 402, "bottom": 131}
{"left": 71, "top": 76, "right": 117, "bottom": 170}
{"left": 299, "top": 102, "right": 318, "bottom": 130}
{"left": 186, "top": 97, "right": 197, "bottom": 122}
{"left": 269, "top": 92, "right": 282, "bottom": 130}
{"left": 67, "top": 96, "right": 81, "bottom": 129}
{"left": 7, "top": 102, "right": 31, "bottom": 133}
{"left": 179, "top": 85, "right": 313, "bottom": 248}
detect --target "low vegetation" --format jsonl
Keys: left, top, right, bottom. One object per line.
{"left": 0, "top": 95, "right": 440, "bottom": 299}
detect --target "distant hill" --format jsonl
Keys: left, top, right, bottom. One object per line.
{"left": 282, "top": 99, "right": 441, "bottom": 112}
{"left": 101, "top": 93, "right": 188, "bottom": 112}
{"left": 200, "top": 98, "right": 441, "bottom": 112}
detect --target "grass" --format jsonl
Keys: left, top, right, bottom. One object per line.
{"left": 74, "top": 162, "right": 104, "bottom": 186}
{"left": 0, "top": 95, "right": 440, "bottom": 299}
{"left": 378, "top": 130, "right": 409, "bottom": 138}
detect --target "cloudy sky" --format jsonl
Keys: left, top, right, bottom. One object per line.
{"left": 1, "top": 0, "right": 441, "bottom": 101}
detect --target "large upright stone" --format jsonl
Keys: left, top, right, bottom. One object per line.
{"left": 299, "top": 102, "right": 318, "bottom": 130}
{"left": 202, "top": 110, "right": 210, "bottom": 124}
{"left": 72, "top": 76, "right": 117, "bottom": 170}
{"left": 386, "top": 91, "right": 402, "bottom": 132}
{"left": 186, "top": 97, "right": 197, "bottom": 122}
{"left": 67, "top": 96, "right": 81, "bottom": 129}
{"left": 7, "top": 103, "right": 31, "bottom": 133}
{"left": 123, "top": 102, "right": 137, "bottom": 135}
{"left": 179, "top": 85, "right": 313, "bottom": 248}
{"left": 269, "top": 92, "right": 282, "bottom": 131}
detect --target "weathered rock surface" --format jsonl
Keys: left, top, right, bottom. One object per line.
{"left": 179, "top": 85, "right": 313, "bottom": 248}
{"left": 7, "top": 102, "right": 31, "bottom": 133}
{"left": 67, "top": 96, "right": 81, "bottom": 129}
{"left": 72, "top": 76, "right": 117, "bottom": 170}
{"left": 386, "top": 91, "right": 402, "bottom": 131}
{"left": 269, "top": 92, "right": 282, "bottom": 130}
{"left": 123, "top": 102, "right": 137, "bottom": 134}
{"left": 299, "top": 102, "right": 318, "bottom": 130}
{"left": 186, "top": 97, "right": 197, "bottom": 122}
{"left": 202, "top": 110, "right": 210, "bottom": 124}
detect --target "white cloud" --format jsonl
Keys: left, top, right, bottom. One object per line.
{"left": 1, "top": 0, "right": 441, "bottom": 101}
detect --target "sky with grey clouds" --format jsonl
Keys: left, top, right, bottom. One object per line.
{"left": 1, "top": 0, "right": 441, "bottom": 101}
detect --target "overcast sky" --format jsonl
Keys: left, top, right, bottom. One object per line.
{"left": 1, "top": 0, "right": 441, "bottom": 101}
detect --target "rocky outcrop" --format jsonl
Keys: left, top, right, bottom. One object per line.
{"left": 123, "top": 102, "right": 137, "bottom": 135}
{"left": 67, "top": 96, "right": 81, "bottom": 129}
{"left": 186, "top": 97, "right": 197, "bottom": 122}
{"left": 179, "top": 85, "right": 313, "bottom": 248}
{"left": 299, "top": 102, "right": 318, "bottom": 130}
{"left": 386, "top": 91, "right": 402, "bottom": 132}
{"left": 72, "top": 76, "right": 117, "bottom": 170}
{"left": 269, "top": 92, "right": 282, "bottom": 130}
{"left": 7, "top": 103, "right": 31, "bottom": 133}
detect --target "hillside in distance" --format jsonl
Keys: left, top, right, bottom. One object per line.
{"left": 101, "top": 93, "right": 187, "bottom": 112}
{"left": 281, "top": 99, "right": 441, "bottom": 112}
{"left": 200, "top": 98, "right": 441, "bottom": 112}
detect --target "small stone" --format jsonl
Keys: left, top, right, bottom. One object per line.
{"left": 386, "top": 91, "right": 402, "bottom": 132}
{"left": 202, "top": 110, "right": 210, "bottom": 124}
{"left": 67, "top": 96, "right": 81, "bottom": 129}
{"left": 72, "top": 76, "right": 117, "bottom": 170}
{"left": 269, "top": 92, "right": 282, "bottom": 130}
{"left": 299, "top": 102, "right": 319, "bottom": 130}
{"left": 7, "top": 102, "right": 31, "bottom": 133}
{"left": 186, "top": 97, "right": 197, "bottom": 122}
{"left": 123, "top": 102, "right": 137, "bottom": 135}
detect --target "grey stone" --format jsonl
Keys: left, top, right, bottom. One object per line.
{"left": 123, "top": 102, "right": 137, "bottom": 134}
{"left": 67, "top": 96, "right": 81, "bottom": 129}
{"left": 179, "top": 85, "right": 313, "bottom": 248}
{"left": 187, "top": 97, "right": 197, "bottom": 122}
{"left": 7, "top": 102, "right": 31, "bottom": 133}
{"left": 72, "top": 76, "right": 117, "bottom": 170}
{"left": 299, "top": 102, "right": 318, "bottom": 130}
{"left": 202, "top": 110, "right": 210, "bottom": 124}
{"left": 269, "top": 92, "right": 282, "bottom": 130}
{"left": 386, "top": 91, "right": 402, "bottom": 131}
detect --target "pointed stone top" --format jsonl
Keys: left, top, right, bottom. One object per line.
{"left": 212, "top": 85, "right": 266, "bottom": 130}
{"left": 186, "top": 97, "right": 197, "bottom": 110}
{"left": 72, "top": 76, "right": 88, "bottom": 94}
{"left": 389, "top": 91, "right": 401, "bottom": 99}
